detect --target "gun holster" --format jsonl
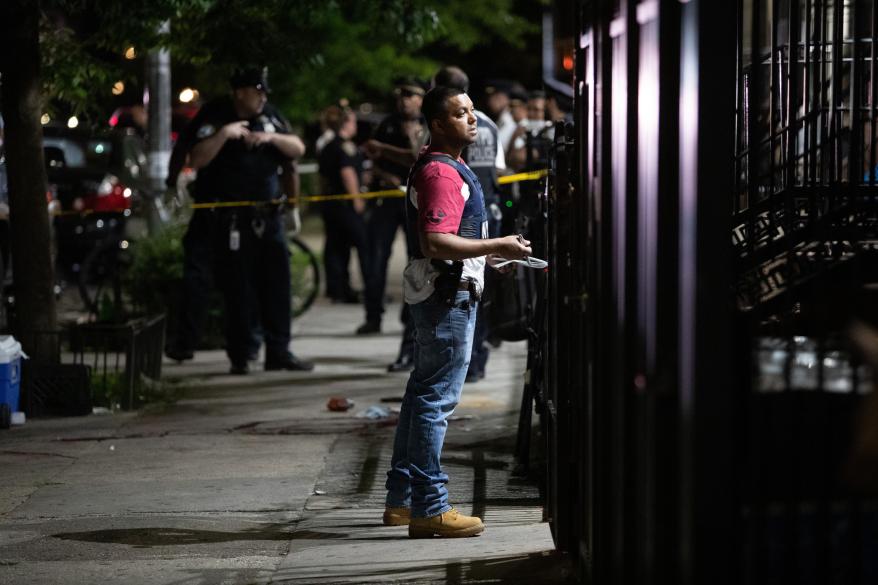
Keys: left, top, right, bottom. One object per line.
{"left": 432, "top": 260, "right": 464, "bottom": 306}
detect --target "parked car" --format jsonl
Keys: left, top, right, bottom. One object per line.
{"left": 43, "top": 126, "right": 149, "bottom": 278}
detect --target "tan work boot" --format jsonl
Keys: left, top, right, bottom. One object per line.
{"left": 408, "top": 507, "right": 485, "bottom": 538}
{"left": 383, "top": 506, "right": 411, "bottom": 526}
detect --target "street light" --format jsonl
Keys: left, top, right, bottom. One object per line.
{"left": 178, "top": 88, "right": 198, "bottom": 103}
{"left": 67, "top": 116, "right": 79, "bottom": 129}
{"left": 40, "top": 114, "right": 50, "bottom": 125}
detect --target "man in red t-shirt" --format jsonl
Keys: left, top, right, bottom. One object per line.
{"left": 382, "top": 86, "right": 531, "bottom": 538}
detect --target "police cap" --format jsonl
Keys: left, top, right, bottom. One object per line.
{"left": 483, "top": 79, "right": 513, "bottom": 97}
{"left": 508, "top": 82, "right": 528, "bottom": 104}
{"left": 393, "top": 76, "right": 426, "bottom": 98}
{"left": 230, "top": 67, "right": 271, "bottom": 93}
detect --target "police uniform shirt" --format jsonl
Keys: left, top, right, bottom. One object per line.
{"left": 463, "top": 109, "right": 506, "bottom": 201}
{"left": 191, "top": 96, "right": 292, "bottom": 202}
{"left": 318, "top": 135, "right": 363, "bottom": 196}
{"left": 370, "top": 112, "right": 425, "bottom": 188}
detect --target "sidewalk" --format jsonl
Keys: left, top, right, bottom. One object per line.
{"left": 0, "top": 232, "right": 572, "bottom": 584}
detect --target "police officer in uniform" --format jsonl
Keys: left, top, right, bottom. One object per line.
{"left": 317, "top": 105, "right": 368, "bottom": 303}
{"left": 165, "top": 97, "right": 272, "bottom": 364}
{"left": 188, "top": 67, "right": 313, "bottom": 374}
{"left": 356, "top": 79, "right": 426, "bottom": 337}
{"left": 165, "top": 97, "right": 224, "bottom": 362}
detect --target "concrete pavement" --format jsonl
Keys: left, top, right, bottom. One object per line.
{"left": 0, "top": 231, "right": 573, "bottom": 585}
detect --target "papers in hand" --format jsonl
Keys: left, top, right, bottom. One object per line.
{"left": 492, "top": 256, "right": 549, "bottom": 270}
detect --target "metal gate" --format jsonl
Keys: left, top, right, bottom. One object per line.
{"left": 540, "top": 0, "right": 878, "bottom": 583}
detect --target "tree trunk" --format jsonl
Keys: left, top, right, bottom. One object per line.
{"left": 0, "top": 0, "right": 58, "bottom": 361}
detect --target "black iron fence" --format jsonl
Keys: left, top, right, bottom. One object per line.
{"left": 21, "top": 314, "right": 166, "bottom": 415}
{"left": 540, "top": 0, "right": 878, "bottom": 583}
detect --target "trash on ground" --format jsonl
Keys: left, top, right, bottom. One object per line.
{"left": 10, "top": 412, "right": 25, "bottom": 426}
{"left": 92, "top": 407, "right": 112, "bottom": 415}
{"left": 354, "top": 405, "right": 391, "bottom": 419}
{"left": 313, "top": 489, "right": 326, "bottom": 495}
{"left": 448, "top": 414, "right": 474, "bottom": 422}
{"left": 327, "top": 397, "right": 355, "bottom": 412}
{"left": 109, "top": 444, "right": 115, "bottom": 451}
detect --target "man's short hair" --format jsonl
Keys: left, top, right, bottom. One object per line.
{"left": 433, "top": 66, "right": 469, "bottom": 93}
{"left": 422, "top": 86, "right": 466, "bottom": 130}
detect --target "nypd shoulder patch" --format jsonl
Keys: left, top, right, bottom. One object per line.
{"left": 196, "top": 124, "right": 216, "bottom": 139}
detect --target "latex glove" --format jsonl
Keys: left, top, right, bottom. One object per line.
{"left": 163, "top": 186, "right": 183, "bottom": 210}
{"left": 287, "top": 207, "right": 302, "bottom": 236}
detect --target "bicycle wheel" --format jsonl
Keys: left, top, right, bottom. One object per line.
{"left": 78, "top": 237, "right": 133, "bottom": 320}
{"left": 289, "top": 236, "right": 320, "bottom": 318}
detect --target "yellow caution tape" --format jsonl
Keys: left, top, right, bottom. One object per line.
{"left": 497, "top": 169, "right": 549, "bottom": 185}
{"left": 51, "top": 168, "right": 550, "bottom": 216}
{"left": 54, "top": 208, "right": 131, "bottom": 217}
{"left": 303, "top": 188, "right": 407, "bottom": 203}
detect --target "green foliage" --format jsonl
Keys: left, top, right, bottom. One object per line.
{"left": 123, "top": 221, "right": 186, "bottom": 316}
{"left": 90, "top": 369, "right": 127, "bottom": 410}
{"left": 91, "top": 369, "right": 187, "bottom": 411}
{"left": 39, "top": 0, "right": 535, "bottom": 125}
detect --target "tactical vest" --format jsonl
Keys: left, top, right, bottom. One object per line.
{"left": 405, "top": 153, "right": 487, "bottom": 274}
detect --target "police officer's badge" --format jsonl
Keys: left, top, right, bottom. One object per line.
{"left": 196, "top": 124, "right": 216, "bottom": 139}
{"left": 259, "top": 115, "right": 276, "bottom": 134}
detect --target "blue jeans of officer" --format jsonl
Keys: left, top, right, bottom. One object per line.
{"left": 385, "top": 289, "right": 478, "bottom": 518}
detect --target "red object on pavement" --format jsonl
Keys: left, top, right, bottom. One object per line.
{"left": 327, "top": 397, "right": 354, "bottom": 412}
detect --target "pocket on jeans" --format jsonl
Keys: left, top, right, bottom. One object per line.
{"left": 413, "top": 296, "right": 446, "bottom": 345}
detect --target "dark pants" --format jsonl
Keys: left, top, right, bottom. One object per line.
{"left": 468, "top": 205, "right": 502, "bottom": 376}
{"left": 172, "top": 210, "right": 261, "bottom": 355}
{"left": 364, "top": 198, "right": 408, "bottom": 324}
{"left": 173, "top": 210, "right": 219, "bottom": 352}
{"left": 322, "top": 202, "right": 369, "bottom": 300}
{"left": 216, "top": 210, "right": 291, "bottom": 365}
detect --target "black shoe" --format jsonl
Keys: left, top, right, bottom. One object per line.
{"left": 230, "top": 362, "right": 249, "bottom": 375}
{"left": 165, "top": 347, "right": 194, "bottom": 362}
{"left": 356, "top": 320, "right": 381, "bottom": 335}
{"left": 387, "top": 353, "right": 414, "bottom": 373}
{"left": 331, "top": 290, "right": 362, "bottom": 304}
{"left": 465, "top": 369, "right": 485, "bottom": 383}
{"left": 265, "top": 353, "right": 315, "bottom": 371}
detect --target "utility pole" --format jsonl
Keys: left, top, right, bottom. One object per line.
{"left": 145, "top": 20, "right": 171, "bottom": 234}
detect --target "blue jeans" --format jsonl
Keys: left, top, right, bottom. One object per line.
{"left": 385, "top": 289, "right": 478, "bottom": 518}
